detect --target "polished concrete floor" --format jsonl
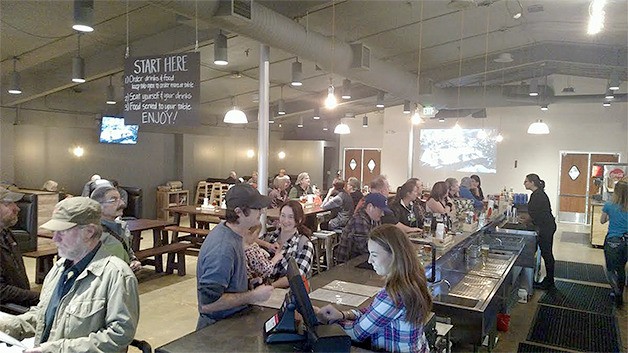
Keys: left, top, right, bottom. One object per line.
{"left": 22, "top": 221, "right": 626, "bottom": 352}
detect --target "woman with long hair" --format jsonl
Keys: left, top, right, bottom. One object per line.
{"left": 470, "top": 175, "right": 484, "bottom": 201}
{"left": 600, "top": 180, "right": 628, "bottom": 307}
{"left": 317, "top": 224, "right": 432, "bottom": 353}
{"left": 389, "top": 180, "right": 425, "bottom": 231}
{"left": 258, "top": 200, "right": 314, "bottom": 288}
{"left": 521, "top": 173, "right": 557, "bottom": 290}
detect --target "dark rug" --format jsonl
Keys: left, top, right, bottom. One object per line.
{"left": 539, "top": 280, "right": 614, "bottom": 316}
{"left": 528, "top": 305, "right": 621, "bottom": 352}
{"left": 559, "top": 231, "right": 590, "bottom": 245}
{"left": 355, "top": 261, "right": 374, "bottom": 271}
{"left": 517, "top": 342, "right": 571, "bottom": 353}
{"left": 554, "top": 260, "right": 608, "bottom": 284}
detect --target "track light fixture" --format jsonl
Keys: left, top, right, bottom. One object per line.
{"left": 72, "top": 34, "right": 86, "bottom": 83}
{"left": 403, "top": 100, "right": 411, "bottom": 114}
{"left": 8, "top": 57, "right": 22, "bottom": 95}
{"left": 291, "top": 59, "right": 303, "bottom": 87}
{"left": 376, "top": 91, "right": 385, "bottom": 108}
{"left": 341, "top": 79, "right": 352, "bottom": 99}
{"left": 214, "top": 30, "right": 228, "bottom": 66}
{"left": 73, "top": 0, "right": 94, "bottom": 32}
{"left": 106, "top": 76, "right": 116, "bottom": 104}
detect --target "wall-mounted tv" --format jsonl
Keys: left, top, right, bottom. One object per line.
{"left": 99, "top": 116, "right": 139, "bottom": 144}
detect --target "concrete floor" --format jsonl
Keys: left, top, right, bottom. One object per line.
{"left": 22, "top": 221, "right": 626, "bottom": 352}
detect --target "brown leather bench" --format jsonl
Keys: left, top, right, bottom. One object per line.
{"left": 23, "top": 246, "right": 57, "bottom": 284}
{"left": 135, "top": 242, "right": 191, "bottom": 276}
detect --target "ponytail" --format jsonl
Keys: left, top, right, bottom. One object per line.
{"left": 526, "top": 173, "right": 544, "bottom": 189}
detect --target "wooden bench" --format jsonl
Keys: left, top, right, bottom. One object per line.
{"left": 23, "top": 247, "right": 57, "bottom": 284}
{"left": 135, "top": 243, "right": 191, "bottom": 276}
{"left": 163, "top": 226, "right": 208, "bottom": 248}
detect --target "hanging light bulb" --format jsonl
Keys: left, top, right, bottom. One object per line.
{"left": 291, "top": 59, "right": 303, "bottom": 86}
{"left": 341, "top": 79, "right": 351, "bottom": 99}
{"left": 334, "top": 120, "right": 351, "bottom": 134}
{"left": 313, "top": 107, "right": 320, "bottom": 120}
{"left": 72, "top": 0, "right": 94, "bottom": 32}
{"left": 477, "top": 129, "right": 488, "bottom": 139}
{"left": 411, "top": 109, "right": 423, "bottom": 125}
{"left": 213, "top": 30, "right": 228, "bottom": 66}
{"left": 8, "top": 58, "right": 21, "bottom": 95}
{"left": 106, "top": 76, "right": 116, "bottom": 104}
{"left": 452, "top": 120, "right": 462, "bottom": 131}
{"left": 223, "top": 97, "right": 247, "bottom": 124}
{"left": 527, "top": 119, "right": 550, "bottom": 134}
{"left": 495, "top": 133, "right": 504, "bottom": 142}
{"left": 324, "top": 81, "right": 337, "bottom": 109}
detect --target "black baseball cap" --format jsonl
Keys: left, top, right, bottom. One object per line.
{"left": 226, "top": 184, "right": 272, "bottom": 210}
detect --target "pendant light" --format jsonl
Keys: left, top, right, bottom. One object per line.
{"left": 528, "top": 78, "right": 539, "bottom": 97}
{"left": 291, "top": 59, "right": 302, "bottom": 86}
{"left": 341, "top": 79, "right": 351, "bottom": 99}
{"left": 411, "top": 108, "right": 423, "bottom": 125}
{"left": 608, "top": 71, "right": 620, "bottom": 91}
{"left": 375, "top": 91, "right": 385, "bottom": 108}
{"left": 403, "top": 100, "right": 411, "bottom": 114}
{"left": 362, "top": 115, "right": 369, "bottom": 127}
{"left": 277, "top": 86, "right": 286, "bottom": 115}
{"left": 214, "top": 30, "right": 228, "bottom": 66}
{"left": 313, "top": 107, "right": 320, "bottom": 120}
{"left": 334, "top": 119, "right": 350, "bottom": 134}
{"left": 72, "top": 34, "right": 86, "bottom": 83}
{"left": 604, "top": 89, "right": 614, "bottom": 100}
{"left": 540, "top": 104, "right": 549, "bottom": 111}
{"left": 106, "top": 76, "right": 116, "bottom": 104}
{"left": 297, "top": 117, "right": 304, "bottom": 128}
{"left": 8, "top": 58, "right": 22, "bottom": 95}
{"left": 73, "top": 0, "right": 94, "bottom": 32}
{"left": 602, "top": 101, "right": 611, "bottom": 107}
{"left": 224, "top": 97, "right": 247, "bottom": 124}
{"left": 322, "top": 122, "right": 329, "bottom": 131}
{"left": 527, "top": 119, "right": 549, "bottom": 134}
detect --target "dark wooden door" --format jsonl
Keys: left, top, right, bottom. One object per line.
{"left": 559, "top": 153, "right": 589, "bottom": 213}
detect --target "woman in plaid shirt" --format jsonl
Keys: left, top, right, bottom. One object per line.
{"left": 258, "top": 200, "right": 314, "bottom": 288}
{"left": 318, "top": 224, "right": 433, "bottom": 353}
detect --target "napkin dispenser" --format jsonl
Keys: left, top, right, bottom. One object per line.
{"left": 166, "top": 181, "right": 183, "bottom": 191}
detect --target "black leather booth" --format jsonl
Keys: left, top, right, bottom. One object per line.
{"left": 10, "top": 193, "right": 38, "bottom": 252}
{"left": 121, "top": 186, "right": 143, "bottom": 219}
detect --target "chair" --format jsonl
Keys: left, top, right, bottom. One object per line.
{"left": 0, "top": 303, "right": 30, "bottom": 315}
{"left": 121, "top": 186, "right": 143, "bottom": 220}
{"left": 10, "top": 193, "right": 38, "bottom": 252}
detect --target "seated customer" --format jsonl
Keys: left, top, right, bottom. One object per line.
{"left": 247, "top": 171, "right": 259, "bottom": 189}
{"left": 336, "top": 193, "right": 390, "bottom": 263}
{"left": 258, "top": 200, "right": 314, "bottom": 288}
{"left": 347, "top": 177, "right": 363, "bottom": 211}
{"left": 321, "top": 178, "right": 354, "bottom": 230}
{"left": 470, "top": 174, "right": 484, "bottom": 201}
{"left": 196, "top": 184, "right": 273, "bottom": 329}
{"left": 268, "top": 176, "right": 290, "bottom": 209}
{"left": 425, "top": 181, "right": 455, "bottom": 217}
{"left": 317, "top": 224, "right": 433, "bottom": 353}
{"left": 459, "top": 177, "right": 484, "bottom": 210}
{"left": 389, "top": 179, "right": 425, "bottom": 233}
{"left": 0, "top": 197, "right": 139, "bottom": 351}
{"left": 0, "top": 187, "right": 39, "bottom": 308}
{"left": 288, "top": 172, "right": 314, "bottom": 199}
{"left": 90, "top": 186, "right": 141, "bottom": 271}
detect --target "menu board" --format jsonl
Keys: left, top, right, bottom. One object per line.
{"left": 123, "top": 52, "right": 200, "bottom": 127}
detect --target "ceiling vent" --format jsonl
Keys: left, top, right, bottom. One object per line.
{"left": 216, "top": 0, "right": 252, "bottom": 21}
{"left": 447, "top": 0, "right": 476, "bottom": 10}
{"left": 350, "top": 43, "right": 371, "bottom": 70}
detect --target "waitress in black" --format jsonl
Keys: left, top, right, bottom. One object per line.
{"left": 522, "top": 173, "right": 557, "bottom": 290}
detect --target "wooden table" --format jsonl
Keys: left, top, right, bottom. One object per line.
{"left": 126, "top": 218, "right": 176, "bottom": 251}
{"left": 23, "top": 238, "right": 57, "bottom": 284}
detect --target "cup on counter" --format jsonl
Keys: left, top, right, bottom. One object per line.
{"left": 435, "top": 223, "right": 445, "bottom": 240}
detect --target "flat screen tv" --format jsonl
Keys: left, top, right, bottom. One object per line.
{"left": 99, "top": 116, "right": 139, "bottom": 144}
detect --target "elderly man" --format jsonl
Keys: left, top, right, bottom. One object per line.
{"left": 90, "top": 186, "right": 141, "bottom": 271}
{"left": 197, "top": 184, "right": 274, "bottom": 329}
{"left": 0, "top": 197, "right": 139, "bottom": 352}
{"left": 0, "top": 187, "right": 39, "bottom": 308}
{"left": 336, "top": 193, "right": 391, "bottom": 263}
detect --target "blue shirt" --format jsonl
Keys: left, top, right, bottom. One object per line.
{"left": 602, "top": 202, "right": 628, "bottom": 237}
{"left": 459, "top": 186, "right": 483, "bottom": 210}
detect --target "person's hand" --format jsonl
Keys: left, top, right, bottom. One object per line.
{"left": 271, "top": 250, "right": 284, "bottom": 264}
{"left": 316, "top": 304, "right": 342, "bottom": 324}
{"left": 24, "top": 348, "right": 43, "bottom": 353}
{"left": 518, "top": 213, "right": 531, "bottom": 224}
{"left": 270, "top": 242, "right": 281, "bottom": 253}
{"left": 249, "top": 277, "right": 263, "bottom": 290}
{"left": 251, "top": 285, "right": 273, "bottom": 303}
{"left": 130, "top": 260, "right": 142, "bottom": 272}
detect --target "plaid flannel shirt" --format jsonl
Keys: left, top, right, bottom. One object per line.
{"left": 335, "top": 208, "right": 379, "bottom": 263}
{"left": 341, "top": 288, "right": 429, "bottom": 353}
{"left": 262, "top": 230, "right": 314, "bottom": 279}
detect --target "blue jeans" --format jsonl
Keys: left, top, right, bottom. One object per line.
{"left": 604, "top": 236, "right": 627, "bottom": 296}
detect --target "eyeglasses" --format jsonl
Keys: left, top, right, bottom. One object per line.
{"left": 101, "top": 198, "right": 122, "bottom": 204}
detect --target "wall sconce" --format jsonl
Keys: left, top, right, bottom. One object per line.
{"left": 278, "top": 151, "right": 286, "bottom": 159}
{"left": 246, "top": 149, "right": 255, "bottom": 158}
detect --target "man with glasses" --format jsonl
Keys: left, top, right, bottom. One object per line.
{"left": 0, "top": 186, "right": 40, "bottom": 308}
{"left": 196, "top": 184, "right": 274, "bottom": 329}
{"left": 90, "top": 186, "right": 141, "bottom": 271}
{"left": 0, "top": 197, "right": 139, "bottom": 352}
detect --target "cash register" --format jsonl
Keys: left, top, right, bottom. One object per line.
{"left": 263, "top": 258, "right": 351, "bottom": 352}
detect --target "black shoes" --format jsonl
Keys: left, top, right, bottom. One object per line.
{"left": 610, "top": 292, "right": 624, "bottom": 308}
{"left": 533, "top": 278, "right": 555, "bottom": 290}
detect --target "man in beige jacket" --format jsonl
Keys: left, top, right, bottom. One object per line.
{"left": 0, "top": 197, "right": 139, "bottom": 353}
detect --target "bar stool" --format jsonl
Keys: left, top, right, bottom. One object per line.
{"left": 312, "top": 230, "right": 340, "bottom": 271}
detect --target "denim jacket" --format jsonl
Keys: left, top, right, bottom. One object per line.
{"left": 0, "top": 246, "right": 139, "bottom": 352}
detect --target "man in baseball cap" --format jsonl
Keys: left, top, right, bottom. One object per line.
{"left": 0, "top": 186, "right": 40, "bottom": 309}
{"left": 336, "top": 192, "right": 391, "bottom": 263}
{"left": 0, "top": 197, "right": 139, "bottom": 351}
{"left": 196, "top": 183, "right": 273, "bottom": 329}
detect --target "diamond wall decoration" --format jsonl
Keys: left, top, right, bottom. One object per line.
{"left": 367, "top": 159, "right": 376, "bottom": 172}
{"left": 349, "top": 159, "right": 358, "bottom": 170}
{"left": 568, "top": 165, "right": 580, "bottom": 180}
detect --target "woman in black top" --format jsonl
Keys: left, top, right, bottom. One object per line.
{"left": 470, "top": 175, "right": 484, "bottom": 201}
{"left": 389, "top": 180, "right": 425, "bottom": 231}
{"left": 521, "top": 173, "right": 557, "bottom": 289}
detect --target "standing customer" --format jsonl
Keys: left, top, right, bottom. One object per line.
{"left": 0, "top": 197, "right": 140, "bottom": 352}
{"left": 317, "top": 224, "right": 433, "bottom": 353}
{"left": 600, "top": 180, "right": 628, "bottom": 307}
{"left": 0, "top": 187, "right": 40, "bottom": 308}
{"left": 522, "top": 173, "right": 557, "bottom": 290}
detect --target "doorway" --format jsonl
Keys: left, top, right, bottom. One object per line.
{"left": 557, "top": 151, "right": 619, "bottom": 224}
{"left": 343, "top": 148, "right": 381, "bottom": 188}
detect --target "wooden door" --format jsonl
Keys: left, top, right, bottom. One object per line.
{"left": 362, "top": 150, "right": 381, "bottom": 187}
{"left": 344, "top": 149, "right": 362, "bottom": 182}
{"left": 559, "top": 153, "right": 589, "bottom": 214}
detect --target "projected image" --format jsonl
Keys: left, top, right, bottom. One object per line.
{"left": 419, "top": 129, "right": 496, "bottom": 173}
{"left": 99, "top": 116, "right": 139, "bottom": 144}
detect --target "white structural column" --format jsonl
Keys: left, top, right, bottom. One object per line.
{"left": 408, "top": 122, "right": 414, "bottom": 180}
{"left": 258, "top": 44, "right": 270, "bottom": 229}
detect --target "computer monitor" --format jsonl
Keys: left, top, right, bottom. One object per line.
{"left": 287, "top": 258, "right": 318, "bottom": 330}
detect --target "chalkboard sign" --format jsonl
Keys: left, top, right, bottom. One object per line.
{"left": 123, "top": 52, "right": 200, "bottom": 127}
